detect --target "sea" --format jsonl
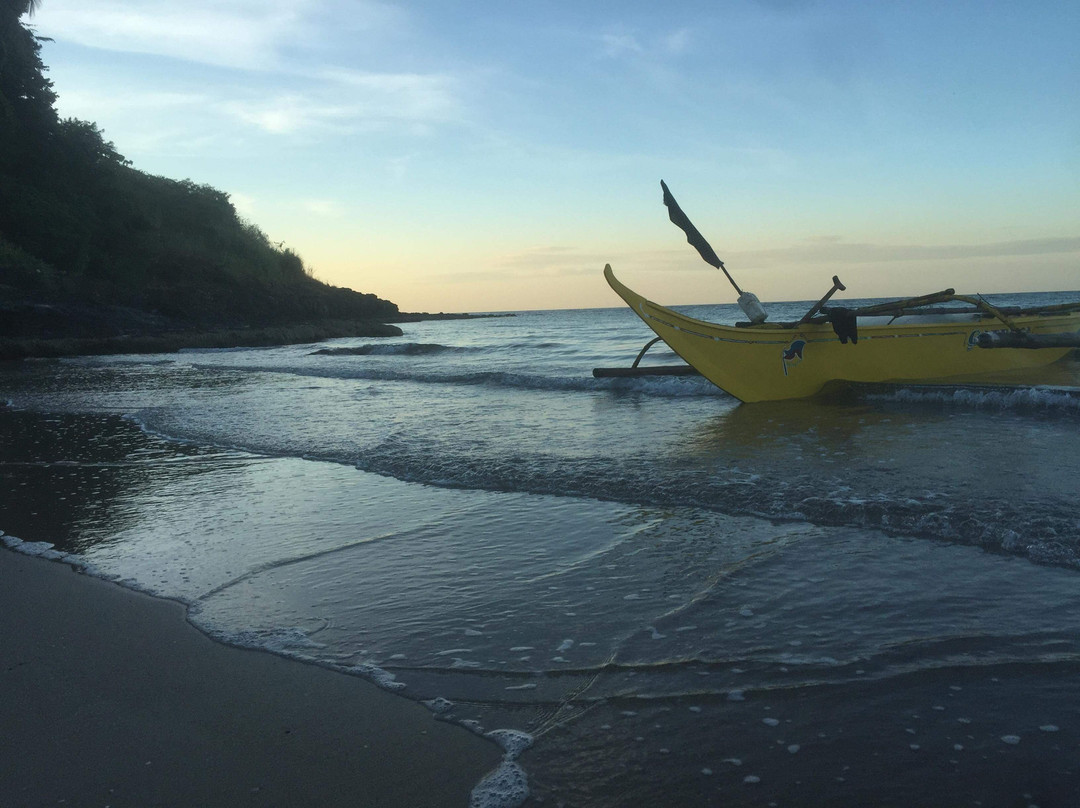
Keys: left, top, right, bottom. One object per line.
{"left": 3, "top": 291, "right": 1080, "bottom": 808}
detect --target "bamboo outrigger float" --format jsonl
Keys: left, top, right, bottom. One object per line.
{"left": 596, "top": 183, "right": 1080, "bottom": 403}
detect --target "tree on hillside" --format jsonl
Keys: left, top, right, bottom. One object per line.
{"left": 0, "top": 0, "right": 57, "bottom": 148}
{"left": 12, "top": 0, "right": 43, "bottom": 17}
{"left": 1, "top": 0, "right": 42, "bottom": 21}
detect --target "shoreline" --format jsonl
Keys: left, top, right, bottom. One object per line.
{"left": 0, "top": 542, "right": 502, "bottom": 807}
{"left": 0, "top": 313, "right": 516, "bottom": 361}
{"left": 0, "top": 320, "right": 402, "bottom": 360}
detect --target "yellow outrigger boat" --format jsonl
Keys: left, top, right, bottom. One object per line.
{"left": 598, "top": 182, "right": 1080, "bottom": 403}
{"left": 603, "top": 265, "right": 1080, "bottom": 403}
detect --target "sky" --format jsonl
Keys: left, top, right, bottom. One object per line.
{"left": 27, "top": 0, "right": 1080, "bottom": 312}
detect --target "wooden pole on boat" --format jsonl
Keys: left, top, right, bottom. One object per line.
{"left": 953, "top": 294, "right": 1023, "bottom": 332}
{"left": 799, "top": 276, "right": 846, "bottom": 324}
{"left": 851, "top": 289, "right": 955, "bottom": 317}
{"left": 660, "top": 181, "right": 767, "bottom": 323}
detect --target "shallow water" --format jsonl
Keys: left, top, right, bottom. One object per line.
{"left": 3, "top": 296, "right": 1080, "bottom": 806}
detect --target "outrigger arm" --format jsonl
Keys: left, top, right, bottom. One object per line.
{"left": 592, "top": 334, "right": 700, "bottom": 378}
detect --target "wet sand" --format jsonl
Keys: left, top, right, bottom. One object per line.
{"left": 0, "top": 547, "right": 501, "bottom": 807}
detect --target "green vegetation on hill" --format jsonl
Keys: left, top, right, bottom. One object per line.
{"left": 0, "top": 1, "right": 400, "bottom": 353}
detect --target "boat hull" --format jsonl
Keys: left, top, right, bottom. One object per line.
{"left": 604, "top": 266, "right": 1080, "bottom": 402}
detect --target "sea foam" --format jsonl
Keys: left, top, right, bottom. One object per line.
{"left": 469, "top": 730, "right": 534, "bottom": 808}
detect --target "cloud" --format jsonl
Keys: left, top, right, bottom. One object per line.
{"left": 594, "top": 25, "right": 695, "bottom": 61}
{"left": 49, "top": 87, "right": 231, "bottom": 155}
{"left": 662, "top": 28, "right": 693, "bottom": 55}
{"left": 38, "top": 1, "right": 466, "bottom": 144}
{"left": 317, "top": 69, "right": 462, "bottom": 123}
{"left": 35, "top": 0, "right": 314, "bottom": 70}
{"left": 732, "top": 236, "right": 1080, "bottom": 268}
{"left": 300, "top": 198, "right": 345, "bottom": 217}
{"left": 53, "top": 78, "right": 463, "bottom": 155}
{"left": 216, "top": 69, "right": 461, "bottom": 135}
{"left": 221, "top": 94, "right": 352, "bottom": 134}
{"left": 598, "top": 31, "right": 644, "bottom": 59}
{"left": 52, "top": 89, "right": 208, "bottom": 120}
{"left": 433, "top": 246, "right": 646, "bottom": 284}
{"left": 550, "top": 238, "right": 1080, "bottom": 280}
{"left": 496, "top": 246, "right": 613, "bottom": 275}
{"left": 36, "top": 0, "right": 411, "bottom": 72}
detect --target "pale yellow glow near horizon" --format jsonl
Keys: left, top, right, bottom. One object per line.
{"left": 301, "top": 238, "right": 1080, "bottom": 314}
{"left": 266, "top": 186, "right": 1080, "bottom": 313}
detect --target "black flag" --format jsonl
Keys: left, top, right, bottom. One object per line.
{"left": 659, "top": 179, "right": 760, "bottom": 316}
{"left": 660, "top": 180, "right": 724, "bottom": 270}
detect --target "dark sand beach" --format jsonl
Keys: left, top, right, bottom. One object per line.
{"left": 0, "top": 547, "right": 501, "bottom": 807}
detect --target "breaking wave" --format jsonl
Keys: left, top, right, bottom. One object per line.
{"left": 865, "top": 385, "right": 1080, "bottom": 415}
{"left": 309, "top": 342, "right": 470, "bottom": 356}
{"left": 351, "top": 439, "right": 1080, "bottom": 571}
{"left": 186, "top": 360, "right": 726, "bottom": 398}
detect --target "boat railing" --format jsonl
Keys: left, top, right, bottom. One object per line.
{"left": 740, "top": 293, "right": 1080, "bottom": 330}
